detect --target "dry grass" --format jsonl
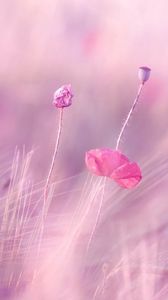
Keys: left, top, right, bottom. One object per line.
{"left": 0, "top": 149, "right": 167, "bottom": 299}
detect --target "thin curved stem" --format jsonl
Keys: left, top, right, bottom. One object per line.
{"left": 32, "top": 108, "right": 64, "bottom": 280}
{"left": 116, "top": 83, "right": 144, "bottom": 150}
{"left": 44, "top": 107, "right": 64, "bottom": 202}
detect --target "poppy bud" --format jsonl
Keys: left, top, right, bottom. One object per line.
{"left": 138, "top": 66, "right": 151, "bottom": 84}
{"left": 53, "top": 84, "right": 73, "bottom": 108}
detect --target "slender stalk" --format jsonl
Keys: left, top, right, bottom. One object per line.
{"left": 33, "top": 108, "right": 64, "bottom": 280}
{"left": 44, "top": 107, "right": 64, "bottom": 202}
{"left": 116, "top": 83, "right": 144, "bottom": 150}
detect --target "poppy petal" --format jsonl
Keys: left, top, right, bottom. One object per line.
{"left": 85, "top": 149, "right": 129, "bottom": 177}
{"left": 111, "top": 162, "right": 142, "bottom": 189}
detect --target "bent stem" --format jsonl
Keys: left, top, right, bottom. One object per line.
{"left": 33, "top": 108, "right": 64, "bottom": 279}
{"left": 44, "top": 107, "right": 64, "bottom": 205}
{"left": 116, "top": 83, "right": 144, "bottom": 150}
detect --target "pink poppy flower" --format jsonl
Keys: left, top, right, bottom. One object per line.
{"left": 85, "top": 148, "right": 142, "bottom": 189}
{"left": 53, "top": 84, "right": 73, "bottom": 108}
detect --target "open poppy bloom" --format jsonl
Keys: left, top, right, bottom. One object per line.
{"left": 85, "top": 148, "right": 142, "bottom": 189}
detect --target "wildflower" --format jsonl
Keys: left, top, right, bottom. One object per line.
{"left": 53, "top": 84, "right": 73, "bottom": 108}
{"left": 85, "top": 148, "right": 142, "bottom": 189}
{"left": 44, "top": 84, "right": 73, "bottom": 202}
{"left": 138, "top": 66, "right": 151, "bottom": 84}
{"left": 85, "top": 67, "right": 150, "bottom": 188}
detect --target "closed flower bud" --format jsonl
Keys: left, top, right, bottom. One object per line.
{"left": 53, "top": 84, "right": 73, "bottom": 108}
{"left": 138, "top": 66, "right": 151, "bottom": 84}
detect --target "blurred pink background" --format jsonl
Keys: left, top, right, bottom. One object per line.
{"left": 0, "top": 0, "right": 168, "bottom": 177}
{"left": 1, "top": 2, "right": 168, "bottom": 299}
